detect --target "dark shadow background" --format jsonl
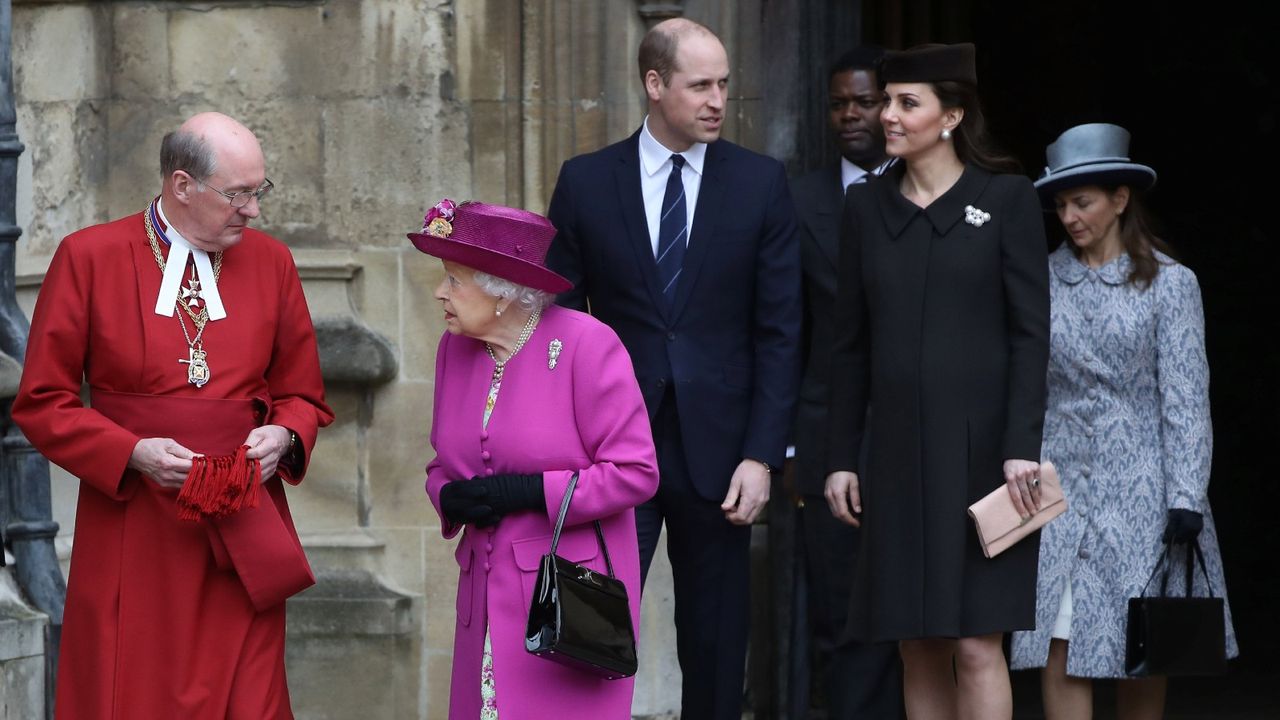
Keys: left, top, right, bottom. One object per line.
{"left": 977, "top": 5, "right": 1278, "bottom": 714}
{"left": 788, "top": 0, "right": 1277, "bottom": 715}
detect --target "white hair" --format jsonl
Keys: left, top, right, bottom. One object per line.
{"left": 473, "top": 271, "right": 553, "bottom": 312}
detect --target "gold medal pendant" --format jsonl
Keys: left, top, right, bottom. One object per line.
{"left": 146, "top": 202, "right": 222, "bottom": 391}
{"left": 180, "top": 347, "right": 211, "bottom": 387}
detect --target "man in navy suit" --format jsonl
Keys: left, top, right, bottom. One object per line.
{"left": 790, "top": 47, "right": 903, "bottom": 719}
{"left": 546, "top": 18, "right": 801, "bottom": 719}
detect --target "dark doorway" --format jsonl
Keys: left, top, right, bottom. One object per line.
{"left": 849, "top": 1, "right": 1278, "bottom": 717}
{"left": 975, "top": 6, "right": 1277, "bottom": 716}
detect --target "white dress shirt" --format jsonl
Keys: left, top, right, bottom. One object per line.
{"left": 639, "top": 117, "right": 707, "bottom": 255}
{"left": 841, "top": 156, "right": 897, "bottom": 189}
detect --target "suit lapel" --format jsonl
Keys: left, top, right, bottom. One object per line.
{"left": 669, "top": 139, "right": 724, "bottom": 322}
{"left": 613, "top": 133, "right": 668, "bottom": 315}
{"left": 811, "top": 164, "right": 844, "bottom": 270}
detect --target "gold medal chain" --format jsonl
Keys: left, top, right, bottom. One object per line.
{"left": 143, "top": 208, "right": 223, "bottom": 330}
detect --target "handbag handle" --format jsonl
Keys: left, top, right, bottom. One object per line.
{"left": 548, "top": 473, "right": 617, "bottom": 579}
{"left": 1139, "top": 537, "right": 1217, "bottom": 599}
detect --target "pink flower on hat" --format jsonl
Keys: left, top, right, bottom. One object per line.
{"left": 423, "top": 199, "right": 457, "bottom": 238}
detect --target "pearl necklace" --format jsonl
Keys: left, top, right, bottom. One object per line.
{"left": 484, "top": 307, "right": 542, "bottom": 374}
{"left": 483, "top": 307, "right": 542, "bottom": 425}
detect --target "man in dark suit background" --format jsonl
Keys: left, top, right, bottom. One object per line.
{"left": 546, "top": 18, "right": 800, "bottom": 719}
{"left": 790, "top": 47, "right": 903, "bottom": 718}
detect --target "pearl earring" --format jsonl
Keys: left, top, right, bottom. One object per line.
{"left": 941, "top": 128, "right": 952, "bottom": 141}
{"left": 495, "top": 306, "right": 503, "bottom": 317}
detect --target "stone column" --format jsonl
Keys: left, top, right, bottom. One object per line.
{"left": 2, "top": 348, "right": 47, "bottom": 720}
{"left": 1, "top": 565, "right": 47, "bottom": 720}
{"left": 2, "top": 2, "right": 64, "bottom": 716}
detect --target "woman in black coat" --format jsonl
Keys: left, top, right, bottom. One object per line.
{"left": 824, "top": 43, "right": 1050, "bottom": 719}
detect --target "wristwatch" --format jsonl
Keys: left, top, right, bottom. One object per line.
{"left": 752, "top": 458, "right": 773, "bottom": 475}
{"left": 282, "top": 430, "right": 302, "bottom": 474}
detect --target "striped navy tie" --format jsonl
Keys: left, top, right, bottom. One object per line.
{"left": 656, "top": 154, "right": 687, "bottom": 306}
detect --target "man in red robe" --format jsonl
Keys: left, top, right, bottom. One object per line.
{"left": 12, "top": 112, "right": 334, "bottom": 719}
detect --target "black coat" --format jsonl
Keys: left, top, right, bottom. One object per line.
{"left": 546, "top": 131, "right": 802, "bottom": 500}
{"left": 791, "top": 164, "right": 846, "bottom": 496}
{"left": 827, "top": 163, "right": 1050, "bottom": 641}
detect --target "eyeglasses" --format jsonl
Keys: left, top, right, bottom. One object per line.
{"left": 200, "top": 177, "right": 274, "bottom": 208}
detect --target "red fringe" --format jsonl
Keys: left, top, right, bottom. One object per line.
{"left": 176, "top": 445, "right": 262, "bottom": 522}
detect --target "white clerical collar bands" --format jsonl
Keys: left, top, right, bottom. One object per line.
{"left": 152, "top": 199, "right": 227, "bottom": 322}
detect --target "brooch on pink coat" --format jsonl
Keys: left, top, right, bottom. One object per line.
{"left": 548, "top": 339, "right": 563, "bottom": 370}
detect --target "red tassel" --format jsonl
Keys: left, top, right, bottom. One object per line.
{"left": 175, "top": 445, "right": 262, "bottom": 521}
{"left": 244, "top": 456, "right": 261, "bottom": 510}
{"left": 176, "top": 456, "right": 208, "bottom": 522}
{"left": 225, "top": 446, "right": 249, "bottom": 514}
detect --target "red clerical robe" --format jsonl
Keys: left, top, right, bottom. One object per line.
{"left": 12, "top": 210, "right": 334, "bottom": 719}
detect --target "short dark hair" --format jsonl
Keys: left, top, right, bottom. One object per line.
{"left": 160, "top": 129, "right": 217, "bottom": 181}
{"left": 638, "top": 20, "right": 717, "bottom": 86}
{"left": 829, "top": 46, "right": 886, "bottom": 84}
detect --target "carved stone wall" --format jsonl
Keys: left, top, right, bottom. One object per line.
{"left": 8, "top": 1, "right": 789, "bottom": 717}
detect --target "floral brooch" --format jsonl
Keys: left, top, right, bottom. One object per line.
{"left": 548, "top": 339, "right": 563, "bottom": 370}
{"left": 964, "top": 205, "right": 991, "bottom": 227}
{"left": 423, "top": 199, "right": 457, "bottom": 238}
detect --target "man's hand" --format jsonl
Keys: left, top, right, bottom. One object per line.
{"left": 245, "top": 425, "right": 292, "bottom": 481}
{"left": 721, "top": 459, "right": 771, "bottom": 525}
{"left": 824, "top": 471, "right": 862, "bottom": 527}
{"left": 129, "top": 438, "right": 197, "bottom": 489}
{"left": 1003, "top": 458, "right": 1041, "bottom": 519}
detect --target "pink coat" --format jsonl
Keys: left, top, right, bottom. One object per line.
{"left": 426, "top": 305, "right": 659, "bottom": 719}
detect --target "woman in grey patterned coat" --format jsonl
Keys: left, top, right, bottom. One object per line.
{"left": 1009, "top": 123, "right": 1237, "bottom": 719}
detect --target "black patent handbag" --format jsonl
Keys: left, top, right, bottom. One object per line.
{"left": 524, "top": 473, "right": 638, "bottom": 679}
{"left": 1125, "top": 538, "right": 1227, "bottom": 677}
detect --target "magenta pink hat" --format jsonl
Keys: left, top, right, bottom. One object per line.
{"left": 407, "top": 199, "right": 572, "bottom": 293}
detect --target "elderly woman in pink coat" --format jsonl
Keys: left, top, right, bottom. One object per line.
{"left": 410, "top": 199, "right": 659, "bottom": 720}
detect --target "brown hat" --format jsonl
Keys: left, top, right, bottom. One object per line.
{"left": 880, "top": 43, "right": 977, "bottom": 86}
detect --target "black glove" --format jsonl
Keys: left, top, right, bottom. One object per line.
{"left": 1163, "top": 509, "right": 1204, "bottom": 544}
{"left": 439, "top": 481, "right": 498, "bottom": 527}
{"left": 467, "top": 473, "right": 545, "bottom": 519}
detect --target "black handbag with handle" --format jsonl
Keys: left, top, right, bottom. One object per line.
{"left": 1125, "top": 538, "right": 1227, "bottom": 677}
{"left": 524, "top": 473, "right": 638, "bottom": 680}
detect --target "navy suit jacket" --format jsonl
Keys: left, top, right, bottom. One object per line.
{"left": 791, "top": 163, "right": 846, "bottom": 496}
{"left": 546, "top": 130, "right": 801, "bottom": 500}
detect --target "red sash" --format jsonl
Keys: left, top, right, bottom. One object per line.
{"left": 90, "top": 388, "right": 315, "bottom": 611}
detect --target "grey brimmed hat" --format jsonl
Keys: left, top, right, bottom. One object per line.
{"left": 1034, "top": 123, "right": 1156, "bottom": 203}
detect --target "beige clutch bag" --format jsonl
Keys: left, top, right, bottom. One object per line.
{"left": 967, "top": 462, "right": 1067, "bottom": 558}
